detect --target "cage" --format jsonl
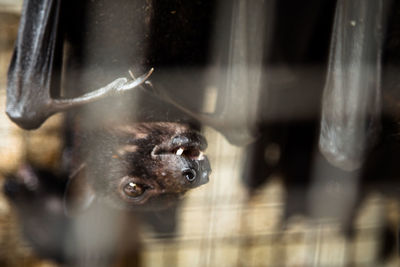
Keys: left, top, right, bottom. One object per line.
{"left": 0, "top": 0, "right": 400, "bottom": 266}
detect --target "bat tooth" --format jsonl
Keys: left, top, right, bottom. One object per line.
{"left": 176, "top": 147, "right": 184, "bottom": 156}
{"left": 198, "top": 152, "right": 204, "bottom": 160}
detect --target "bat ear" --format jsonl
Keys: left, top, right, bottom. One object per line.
{"left": 63, "top": 164, "right": 96, "bottom": 217}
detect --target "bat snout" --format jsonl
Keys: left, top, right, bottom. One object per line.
{"left": 182, "top": 168, "right": 197, "bottom": 182}
{"left": 182, "top": 157, "right": 211, "bottom": 188}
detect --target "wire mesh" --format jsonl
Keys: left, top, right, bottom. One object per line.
{"left": 0, "top": 1, "right": 400, "bottom": 267}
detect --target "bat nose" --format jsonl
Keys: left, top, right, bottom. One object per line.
{"left": 182, "top": 168, "right": 197, "bottom": 182}
{"left": 182, "top": 157, "right": 211, "bottom": 186}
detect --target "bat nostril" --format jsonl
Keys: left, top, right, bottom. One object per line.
{"left": 182, "top": 169, "right": 197, "bottom": 182}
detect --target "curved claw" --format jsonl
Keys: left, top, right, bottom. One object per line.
{"left": 52, "top": 68, "right": 154, "bottom": 111}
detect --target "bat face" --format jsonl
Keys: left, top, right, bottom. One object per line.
{"left": 4, "top": 123, "right": 211, "bottom": 262}
{"left": 80, "top": 122, "right": 211, "bottom": 211}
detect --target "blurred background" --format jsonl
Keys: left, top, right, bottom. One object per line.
{"left": 1, "top": 0, "right": 400, "bottom": 266}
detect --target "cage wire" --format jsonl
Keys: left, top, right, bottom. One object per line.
{"left": 0, "top": 0, "right": 400, "bottom": 267}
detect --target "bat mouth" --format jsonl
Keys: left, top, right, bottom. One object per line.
{"left": 151, "top": 132, "right": 208, "bottom": 161}
{"left": 170, "top": 146, "right": 205, "bottom": 161}
{"left": 150, "top": 132, "right": 211, "bottom": 187}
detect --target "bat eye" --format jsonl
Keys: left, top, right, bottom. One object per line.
{"left": 123, "top": 182, "right": 145, "bottom": 198}
{"left": 182, "top": 169, "right": 197, "bottom": 182}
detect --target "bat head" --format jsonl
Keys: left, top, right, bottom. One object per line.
{"left": 65, "top": 122, "right": 211, "bottom": 214}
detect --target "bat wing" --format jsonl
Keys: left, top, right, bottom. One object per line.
{"left": 6, "top": 0, "right": 153, "bottom": 130}
{"left": 6, "top": 0, "right": 62, "bottom": 129}
{"left": 319, "top": 0, "right": 389, "bottom": 170}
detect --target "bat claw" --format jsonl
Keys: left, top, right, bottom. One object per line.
{"left": 120, "top": 68, "right": 154, "bottom": 91}
{"left": 51, "top": 68, "right": 154, "bottom": 110}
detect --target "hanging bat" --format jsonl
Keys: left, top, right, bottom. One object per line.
{"left": 6, "top": 0, "right": 213, "bottom": 210}
{"left": 3, "top": 121, "right": 211, "bottom": 263}
{"left": 3, "top": 108, "right": 211, "bottom": 262}
{"left": 319, "top": 0, "right": 390, "bottom": 171}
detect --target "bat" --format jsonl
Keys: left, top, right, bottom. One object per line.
{"left": 6, "top": 0, "right": 213, "bottom": 200}
{"left": 319, "top": 0, "right": 390, "bottom": 171}
{"left": 3, "top": 119, "right": 211, "bottom": 264}
{"left": 5, "top": 4, "right": 213, "bottom": 261}
{"left": 3, "top": 120, "right": 211, "bottom": 264}
{"left": 4, "top": 0, "right": 214, "bottom": 263}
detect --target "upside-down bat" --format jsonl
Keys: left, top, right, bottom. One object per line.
{"left": 4, "top": 0, "right": 214, "bottom": 263}
{"left": 6, "top": 0, "right": 215, "bottom": 208}
{"left": 3, "top": 121, "right": 211, "bottom": 264}
{"left": 319, "top": 0, "right": 390, "bottom": 171}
